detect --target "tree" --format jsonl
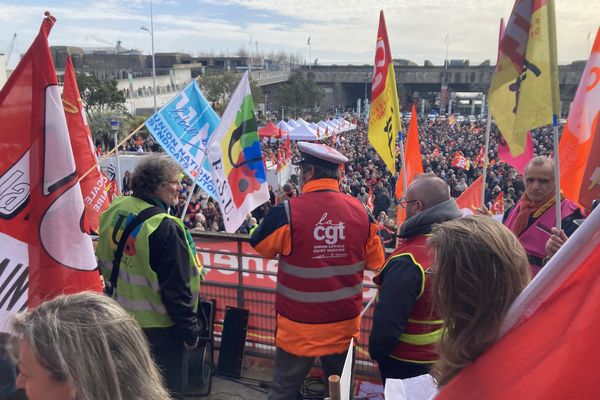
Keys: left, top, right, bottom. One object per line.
{"left": 197, "top": 72, "right": 264, "bottom": 114}
{"left": 76, "top": 73, "right": 127, "bottom": 147}
{"left": 272, "top": 72, "right": 323, "bottom": 117}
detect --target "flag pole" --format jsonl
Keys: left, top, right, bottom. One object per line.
{"left": 180, "top": 150, "right": 208, "bottom": 221}
{"left": 481, "top": 110, "right": 492, "bottom": 208}
{"left": 78, "top": 121, "right": 146, "bottom": 183}
{"left": 548, "top": 0, "right": 561, "bottom": 231}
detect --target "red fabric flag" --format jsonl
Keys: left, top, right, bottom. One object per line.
{"left": 432, "top": 146, "right": 441, "bottom": 157}
{"left": 366, "top": 187, "right": 375, "bottom": 213}
{"left": 559, "top": 28, "right": 600, "bottom": 209}
{"left": 498, "top": 130, "right": 534, "bottom": 174}
{"left": 437, "top": 206, "right": 600, "bottom": 399}
{"left": 62, "top": 55, "right": 110, "bottom": 234}
{"left": 332, "top": 130, "right": 337, "bottom": 146}
{"left": 105, "top": 172, "right": 120, "bottom": 202}
{"left": 284, "top": 131, "right": 292, "bottom": 160}
{"left": 451, "top": 151, "right": 470, "bottom": 170}
{"left": 0, "top": 13, "right": 102, "bottom": 317}
{"left": 475, "top": 146, "right": 485, "bottom": 167}
{"left": 456, "top": 176, "right": 483, "bottom": 211}
{"left": 395, "top": 204, "right": 406, "bottom": 226}
{"left": 96, "top": 145, "right": 103, "bottom": 156}
{"left": 394, "top": 105, "right": 424, "bottom": 199}
{"left": 491, "top": 191, "right": 505, "bottom": 215}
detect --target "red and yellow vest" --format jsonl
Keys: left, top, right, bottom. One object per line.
{"left": 378, "top": 235, "right": 442, "bottom": 363}
{"left": 276, "top": 190, "right": 370, "bottom": 324}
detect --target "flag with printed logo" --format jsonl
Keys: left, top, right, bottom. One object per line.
{"left": 488, "top": 0, "right": 560, "bottom": 156}
{"left": 368, "top": 10, "right": 402, "bottom": 173}
{"left": 207, "top": 72, "right": 269, "bottom": 233}
{"left": 559, "top": 28, "right": 600, "bottom": 209}
{"left": 0, "top": 13, "right": 102, "bottom": 331}
{"left": 145, "top": 80, "right": 220, "bottom": 199}
{"left": 62, "top": 55, "right": 110, "bottom": 234}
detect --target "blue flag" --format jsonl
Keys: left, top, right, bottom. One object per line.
{"left": 145, "top": 81, "right": 220, "bottom": 199}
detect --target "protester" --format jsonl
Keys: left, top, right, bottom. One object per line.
{"left": 250, "top": 142, "right": 384, "bottom": 399}
{"left": 12, "top": 292, "right": 171, "bottom": 400}
{"left": 96, "top": 155, "right": 201, "bottom": 398}
{"left": 428, "top": 216, "right": 530, "bottom": 386}
{"left": 500, "top": 156, "right": 583, "bottom": 275}
{"left": 369, "top": 174, "right": 462, "bottom": 382}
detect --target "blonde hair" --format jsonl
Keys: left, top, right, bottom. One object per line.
{"left": 428, "top": 216, "right": 530, "bottom": 386}
{"left": 12, "top": 292, "right": 171, "bottom": 400}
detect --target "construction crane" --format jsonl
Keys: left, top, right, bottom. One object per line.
{"left": 84, "top": 35, "right": 136, "bottom": 54}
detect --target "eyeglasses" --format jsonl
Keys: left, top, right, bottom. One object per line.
{"left": 398, "top": 197, "right": 420, "bottom": 208}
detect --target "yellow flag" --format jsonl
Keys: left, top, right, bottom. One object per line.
{"left": 368, "top": 10, "right": 401, "bottom": 173}
{"left": 488, "top": 0, "right": 559, "bottom": 157}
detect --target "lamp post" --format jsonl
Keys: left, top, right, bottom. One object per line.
{"left": 141, "top": 2, "right": 157, "bottom": 112}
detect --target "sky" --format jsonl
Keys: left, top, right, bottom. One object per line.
{"left": 0, "top": 0, "right": 598, "bottom": 69}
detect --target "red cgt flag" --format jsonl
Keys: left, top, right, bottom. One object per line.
{"left": 366, "top": 186, "right": 375, "bottom": 213}
{"left": 451, "top": 151, "right": 471, "bottom": 170}
{"left": 559, "top": 28, "right": 600, "bottom": 209}
{"left": 437, "top": 206, "right": 600, "bottom": 399}
{"left": 0, "top": 13, "right": 102, "bottom": 320}
{"left": 63, "top": 55, "right": 110, "bottom": 234}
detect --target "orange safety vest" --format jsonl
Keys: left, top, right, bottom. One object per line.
{"left": 376, "top": 235, "right": 442, "bottom": 363}
{"left": 276, "top": 190, "right": 370, "bottom": 324}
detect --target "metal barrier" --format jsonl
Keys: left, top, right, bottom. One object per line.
{"left": 192, "top": 231, "right": 380, "bottom": 377}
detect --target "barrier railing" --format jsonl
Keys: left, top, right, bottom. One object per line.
{"left": 192, "top": 231, "right": 380, "bottom": 377}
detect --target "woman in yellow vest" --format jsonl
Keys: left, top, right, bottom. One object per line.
{"left": 96, "top": 155, "right": 201, "bottom": 399}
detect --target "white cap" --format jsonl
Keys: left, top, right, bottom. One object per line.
{"left": 294, "top": 142, "right": 348, "bottom": 168}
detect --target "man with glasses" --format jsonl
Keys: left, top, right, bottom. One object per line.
{"left": 369, "top": 173, "right": 462, "bottom": 383}
{"left": 96, "top": 155, "right": 201, "bottom": 399}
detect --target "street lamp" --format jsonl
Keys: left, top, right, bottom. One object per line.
{"left": 141, "top": 2, "right": 157, "bottom": 112}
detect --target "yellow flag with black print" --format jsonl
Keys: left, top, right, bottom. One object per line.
{"left": 488, "top": 0, "right": 560, "bottom": 157}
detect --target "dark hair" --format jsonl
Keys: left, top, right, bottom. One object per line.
{"left": 131, "top": 155, "right": 180, "bottom": 199}
{"left": 303, "top": 163, "right": 340, "bottom": 180}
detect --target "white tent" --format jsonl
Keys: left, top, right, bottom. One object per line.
{"left": 289, "top": 124, "right": 318, "bottom": 141}
{"left": 276, "top": 120, "right": 292, "bottom": 132}
{"left": 287, "top": 119, "right": 300, "bottom": 129}
{"left": 316, "top": 121, "right": 331, "bottom": 138}
{"left": 335, "top": 117, "right": 350, "bottom": 132}
{"left": 296, "top": 117, "right": 310, "bottom": 126}
{"left": 325, "top": 119, "right": 339, "bottom": 132}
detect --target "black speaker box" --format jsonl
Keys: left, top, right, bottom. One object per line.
{"left": 216, "top": 306, "right": 249, "bottom": 378}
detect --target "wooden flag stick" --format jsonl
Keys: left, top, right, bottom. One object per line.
{"left": 328, "top": 375, "right": 341, "bottom": 400}
{"left": 78, "top": 121, "right": 146, "bottom": 183}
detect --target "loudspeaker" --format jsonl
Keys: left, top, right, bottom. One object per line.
{"left": 217, "top": 306, "right": 249, "bottom": 378}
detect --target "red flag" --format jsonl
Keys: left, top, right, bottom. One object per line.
{"left": 475, "top": 146, "right": 485, "bottom": 167}
{"left": 96, "top": 145, "right": 103, "bottom": 156}
{"left": 437, "top": 207, "right": 600, "bottom": 399}
{"left": 451, "top": 151, "right": 470, "bottom": 170}
{"left": 498, "top": 130, "right": 534, "bottom": 174}
{"left": 456, "top": 176, "right": 483, "bottom": 210}
{"left": 395, "top": 105, "right": 424, "bottom": 199}
{"left": 284, "top": 131, "right": 292, "bottom": 160}
{"left": 432, "top": 146, "right": 441, "bottom": 157}
{"left": 366, "top": 187, "right": 375, "bottom": 213}
{"left": 0, "top": 13, "right": 102, "bottom": 314}
{"left": 559, "top": 28, "right": 600, "bottom": 209}
{"left": 332, "top": 130, "right": 337, "bottom": 146}
{"left": 62, "top": 55, "right": 110, "bottom": 234}
{"left": 105, "top": 172, "right": 120, "bottom": 202}
{"left": 491, "top": 191, "right": 505, "bottom": 215}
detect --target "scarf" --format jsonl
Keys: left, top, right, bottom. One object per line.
{"left": 511, "top": 192, "right": 559, "bottom": 236}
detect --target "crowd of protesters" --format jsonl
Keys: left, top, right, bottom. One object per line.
{"left": 113, "top": 117, "right": 561, "bottom": 246}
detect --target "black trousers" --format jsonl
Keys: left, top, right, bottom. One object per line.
{"left": 377, "top": 356, "right": 432, "bottom": 385}
{"left": 144, "top": 328, "right": 189, "bottom": 400}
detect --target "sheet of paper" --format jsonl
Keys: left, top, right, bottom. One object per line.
{"left": 384, "top": 374, "right": 438, "bottom": 400}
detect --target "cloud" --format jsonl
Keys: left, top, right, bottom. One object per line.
{"left": 0, "top": 0, "right": 597, "bottom": 65}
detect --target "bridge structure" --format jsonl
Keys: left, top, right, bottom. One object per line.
{"left": 297, "top": 62, "right": 586, "bottom": 115}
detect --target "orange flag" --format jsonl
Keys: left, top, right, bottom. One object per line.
{"left": 395, "top": 105, "right": 424, "bottom": 199}
{"left": 559, "top": 28, "right": 600, "bottom": 209}
{"left": 491, "top": 191, "right": 505, "bottom": 215}
{"left": 456, "top": 176, "right": 483, "bottom": 211}
{"left": 63, "top": 55, "right": 110, "bottom": 234}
